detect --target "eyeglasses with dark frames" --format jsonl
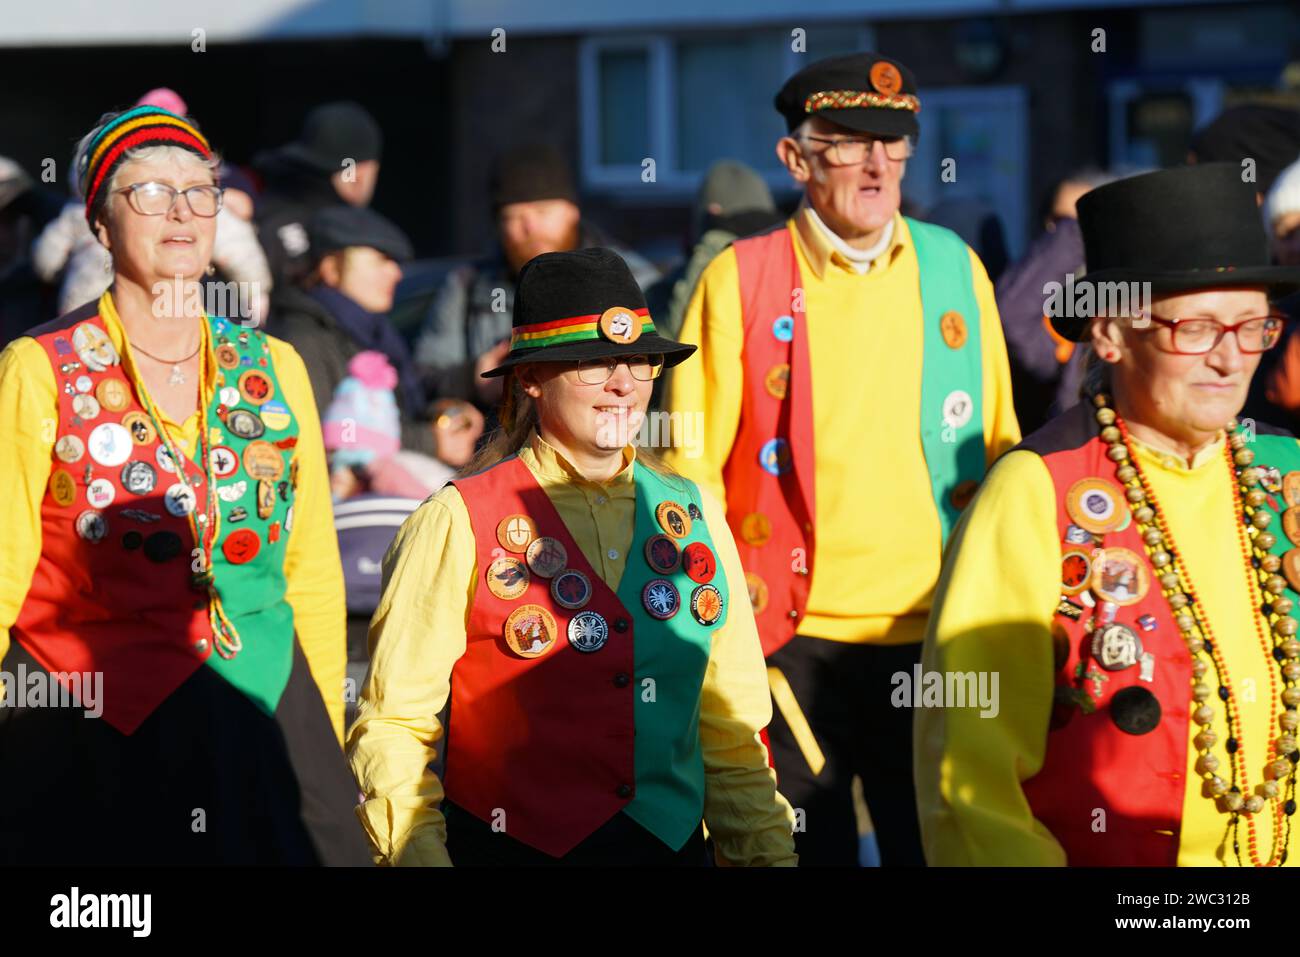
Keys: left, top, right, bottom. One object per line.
{"left": 115, "top": 181, "right": 224, "bottom": 218}
{"left": 798, "top": 134, "right": 913, "bottom": 165}
{"left": 572, "top": 355, "right": 665, "bottom": 385}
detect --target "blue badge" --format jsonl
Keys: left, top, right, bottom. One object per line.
{"left": 772, "top": 315, "right": 795, "bottom": 342}
{"left": 1137, "top": 614, "right": 1157, "bottom": 632}
{"left": 1064, "top": 524, "right": 1092, "bottom": 545}
{"left": 53, "top": 336, "right": 73, "bottom": 355}
{"left": 759, "top": 437, "right": 792, "bottom": 476}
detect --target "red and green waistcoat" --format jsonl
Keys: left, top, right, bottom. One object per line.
{"left": 726, "top": 219, "right": 986, "bottom": 656}
{"left": 446, "top": 455, "right": 729, "bottom": 858}
{"left": 14, "top": 302, "right": 301, "bottom": 734}
{"left": 1018, "top": 402, "right": 1300, "bottom": 865}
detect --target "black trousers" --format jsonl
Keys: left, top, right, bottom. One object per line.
{"left": 766, "top": 636, "right": 925, "bottom": 867}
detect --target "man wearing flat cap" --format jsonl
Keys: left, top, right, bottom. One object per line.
{"left": 665, "top": 52, "right": 1020, "bottom": 866}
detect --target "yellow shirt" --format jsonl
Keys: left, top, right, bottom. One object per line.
{"left": 346, "top": 433, "right": 797, "bottom": 867}
{"left": 916, "top": 434, "right": 1294, "bottom": 866}
{"left": 0, "top": 292, "right": 349, "bottom": 742}
{"left": 664, "top": 208, "right": 1021, "bottom": 644}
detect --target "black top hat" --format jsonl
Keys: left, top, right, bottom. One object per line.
{"left": 481, "top": 247, "right": 696, "bottom": 377}
{"left": 1052, "top": 162, "right": 1300, "bottom": 341}
{"left": 774, "top": 52, "right": 920, "bottom": 140}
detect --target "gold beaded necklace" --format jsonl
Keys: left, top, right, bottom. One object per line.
{"left": 1092, "top": 392, "right": 1298, "bottom": 866}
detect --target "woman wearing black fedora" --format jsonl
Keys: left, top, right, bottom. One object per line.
{"left": 915, "top": 162, "right": 1300, "bottom": 866}
{"left": 347, "top": 247, "right": 796, "bottom": 866}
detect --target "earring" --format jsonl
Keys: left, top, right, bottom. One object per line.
{"left": 103, "top": 252, "right": 112, "bottom": 273}
{"left": 205, "top": 263, "right": 215, "bottom": 277}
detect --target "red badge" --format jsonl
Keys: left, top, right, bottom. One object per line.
{"left": 682, "top": 541, "right": 717, "bottom": 584}
{"left": 222, "top": 528, "right": 261, "bottom": 564}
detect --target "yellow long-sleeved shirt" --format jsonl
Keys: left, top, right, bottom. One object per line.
{"left": 346, "top": 432, "right": 797, "bottom": 867}
{"left": 916, "top": 434, "right": 1295, "bottom": 866}
{"left": 665, "top": 208, "right": 1021, "bottom": 645}
{"left": 0, "top": 292, "right": 349, "bottom": 742}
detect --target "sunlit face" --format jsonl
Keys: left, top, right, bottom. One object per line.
{"left": 498, "top": 199, "right": 581, "bottom": 275}
{"left": 97, "top": 152, "right": 217, "bottom": 286}
{"left": 321, "top": 246, "right": 404, "bottom": 313}
{"left": 1098, "top": 286, "right": 1271, "bottom": 444}
{"left": 778, "top": 115, "right": 905, "bottom": 244}
{"left": 519, "top": 359, "right": 653, "bottom": 458}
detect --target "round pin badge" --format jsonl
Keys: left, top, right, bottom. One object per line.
{"left": 143, "top": 530, "right": 183, "bottom": 563}
{"left": 216, "top": 344, "right": 240, "bottom": 370}
{"left": 525, "top": 536, "right": 569, "bottom": 579}
{"left": 772, "top": 315, "right": 795, "bottom": 342}
{"left": 869, "top": 59, "right": 903, "bottom": 95}
{"left": 568, "top": 610, "right": 610, "bottom": 653}
{"left": 49, "top": 469, "right": 77, "bottom": 507}
{"left": 1283, "top": 506, "right": 1300, "bottom": 547}
{"left": 1091, "top": 623, "right": 1144, "bottom": 672}
{"left": 1060, "top": 549, "right": 1093, "bottom": 597}
{"left": 75, "top": 509, "right": 108, "bottom": 543}
{"left": 256, "top": 479, "right": 277, "bottom": 519}
{"left": 504, "top": 604, "right": 558, "bottom": 659}
{"left": 72, "top": 323, "right": 119, "bottom": 372}
{"left": 1065, "top": 478, "right": 1125, "bottom": 535}
{"left": 217, "top": 479, "right": 247, "bottom": 503}
{"left": 155, "top": 444, "right": 178, "bottom": 473}
{"left": 496, "top": 514, "right": 537, "bottom": 553}
{"left": 237, "top": 369, "right": 275, "bottom": 406}
{"left": 656, "top": 501, "right": 692, "bottom": 539}
{"left": 95, "top": 377, "right": 130, "bottom": 413}
{"left": 950, "top": 479, "right": 979, "bottom": 511}
{"left": 1284, "top": 549, "right": 1300, "bottom": 593}
{"left": 740, "top": 512, "right": 772, "bottom": 547}
{"left": 86, "top": 478, "right": 115, "bottom": 510}
{"left": 939, "top": 311, "right": 967, "bottom": 349}
{"left": 164, "top": 482, "right": 197, "bottom": 517}
{"left": 120, "top": 411, "right": 156, "bottom": 446}
{"left": 71, "top": 394, "right": 101, "bottom": 422}
{"left": 642, "top": 578, "right": 681, "bottom": 620}
{"left": 55, "top": 435, "right": 85, "bottom": 464}
{"left": 219, "top": 386, "right": 241, "bottom": 408}
{"left": 746, "top": 572, "right": 769, "bottom": 614}
{"left": 687, "top": 502, "right": 702, "bottom": 522}
{"left": 87, "top": 422, "right": 133, "bottom": 467}
{"left": 120, "top": 460, "right": 158, "bottom": 496}
{"left": 1110, "top": 685, "right": 1161, "bottom": 736}
{"left": 644, "top": 533, "right": 681, "bottom": 574}
{"left": 942, "top": 390, "right": 974, "bottom": 430}
{"left": 210, "top": 446, "right": 239, "bottom": 478}
{"left": 222, "top": 528, "right": 261, "bottom": 565}
{"left": 226, "top": 409, "right": 266, "bottom": 440}
{"left": 690, "top": 583, "right": 725, "bottom": 626}
{"left": 1064, "top": 523, "right": 1093, "bottom": 546}
{"left": 598, "top": 306, "right": 642, "bottom": 344}
{"left": 74, "top": 375, "right": 93, "bottom": 394}
{"left": 550, "top": 568, "right": 592, "bottom": 610}
{"left": 1090, "top": 546, "right": 1149, "bottom": 606}
{"left": 764, "top": 364, "right": 790, "bottom": 400}
{"left": 486, "top": 556, "right": 530, "bottom": 600}
{"left": 1284, "top": 471, "right": 1300, "bottom": 508}
{"left": 259, "top": 400, "right": 292, "bottom": 432}
{"left": 1260, "top": 466, "right": 1283, "bottom": 494}
{"left": 122, "top": 531, "right": 143, "bottom": 550}
{"left": 758, "top": 437, "right": 792, "bottom": 477}
{"left": 682, "top": 541, "right": 717, "bottom": 584}
{"left": 242, "top": 440, "right": 285, "bottom": 482}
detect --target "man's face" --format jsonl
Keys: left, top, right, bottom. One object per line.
{"left": 498, "top": 199, "right": 581, "bottom": 274}
{"left": 322, "top": 245, "right": 403, "bottom": 314}
{"left": 779, "top": 115, "right": 906, "bottom": 244}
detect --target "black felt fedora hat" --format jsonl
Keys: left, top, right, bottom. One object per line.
{"left": 481, "top": 247, "right": 696, "bottom": 377}
{"left": 1053, "top": 162, "right": 1300, "bottom": 341}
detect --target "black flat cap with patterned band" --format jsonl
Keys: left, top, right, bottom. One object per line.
{"left": 774, "top": 52, "right": 920, "bottom": 140}
{"left": 481, "top": 247, "right": 696, "bottom": 378}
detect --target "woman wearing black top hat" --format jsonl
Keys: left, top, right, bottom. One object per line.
{"left": 915, "top": 162, "right": 1300, "bottom": 866}
{"left": 347, "top": 247, "right": 796, "bottom": 866}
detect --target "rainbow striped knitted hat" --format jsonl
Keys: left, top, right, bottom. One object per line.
{"left": 480, "top": 247, "right": 695, "bottom": 378}
{"left": 81, "top": 106, "right": 212, "bottom": 223}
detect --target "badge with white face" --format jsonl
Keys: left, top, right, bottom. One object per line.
{"left": 72, "top": 323, "right": 119, "bottom": 372}
{"left": 942, "top": 389, "right": 974, "bottom": 430}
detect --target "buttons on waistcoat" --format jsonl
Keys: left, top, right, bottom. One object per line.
{"left": 194, "top": 638, "right": 210, "bottom": 655}
{"left": 607, "top": 548, "right": 619, "bottom": 562}
{"left": 617, "top": 783, "right": 634, "bottom": 799}
{"left": 772, "top": 315, "right": 794, "bottom": 342}
{"left": 613, "top": 617, "right": 629, "bottom": 633}
{"left": 613, "top": 673, "right": 630, "bottom": 688}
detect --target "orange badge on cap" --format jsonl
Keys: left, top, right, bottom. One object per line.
{"left": 869, "top": 61, "right": 902, "bottom": 95}
{"left": 599, "top": 306, "right": 642, "bottom": 344}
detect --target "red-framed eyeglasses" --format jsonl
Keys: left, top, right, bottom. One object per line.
{"left": 1134, "top": 312, "right": 1288, "bottom": 355}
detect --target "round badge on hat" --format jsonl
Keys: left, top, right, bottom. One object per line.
{"left": 746, "top": 572, "right": 769, "bottom": 614}
{"left": 942, "top": 390, "right": 974, "bottom": 431}
{"left": 86, "top": 478, "right": 115, "bottom": 510}
{"left": 1061, "top": 549, "right": 1093, "bottom": 597}
{"left": 740, "top": 512, "right": 772, "bottom": 547}
{"left": 1110, "top": 685, "right": 1161, "bottom": 735}
{"left": 120, "top": 411, "right": 156, "bottom": 446}
{"left": 155, "top": 444, "right": 178, "bottom": 474}
{"left": 242, "top": 440, "right": 285, "bottom": 482}
{"left": 260, "top": 400, "right": 292, "bottom": 432}
{"left": 656, "top": 501, "right": 691, "bottom": 539}
{"left": 759, "top": 438, "right": 792, "bottom": 477}
{"left": 869, "top": 60, "right": 903, "bottom": 95}
{"left": 226, "top": 409, "right": 266, "bottom": 440}
{"left": 682, "top": 541, "right": 717, "bottom": 584}
{"left": 74, "top": 375, "right": 93, "bottom": 394}
{"left": 1065, "top": 478, "right": 1125, "bottom": 535}
{"left": 75, "top": 509, "right": 108, "bottom": 543}
{"left": 55, "top": 434, "right": 85, "bottom": 464}
{"left": 121, "top": 460, "right": 158, "bottom": 496}
{"left": 598, "top": 306, "right": 642, "bottom": 344}
{"left": 143, "top": 530, "right": 183, "bottom": 563}
{"left": 95, "top": 377, "right": 131, "bottom": 413}
{"left": 72, "top": 323, "right": 119, "bottom": 372}
{"left": 48, "top": 469, "right": 77, "bottom": 507}
{"left": 87, "top": 422, "right": 133, "bottom": 467}
{"left": 644, "top": 533, "right": 681, "bottom": 574}
{"left": 222, "top": 527, "right": 261, "bottom": 565}
{"left": 642, "top": 578, "right": 681, "bottom": 620}
{"left": 217, "top": 480, "right": 247, "bottom": 503}
{"left": 496, "top": 514, "right": 537, "bottom": 553}
{"left": 216, "top": 344, "right": 240, "bottom": 370}
{"left": 486, "top": 556, "right": 530, "bottom": 600}
{"left": 504, "top": 604, "right": 557, "bottom": 658}
{"left": 690, "top": 583, "right": 724, "bottom": 626}
{"left": 1091, "top": 622, "right": 1144, "bottom": 672}
{"left": 568, "top": 610, "right": 609, "bottom": 653}
{"left": 525, "top": 536, "right": 568, "bottom": 579}
{"left": 256, "top": 479, "right": 277, "bottom": 520}
{"left": 71, "top": 394, "right": 101, "bottom": 422}
{"left": 551, "top": 568, "right": 592, "bottom": 610}
{"left": 764, "top": 364, "right": 790, "bottom": 400}
{"left": 772, "top": 315, "right": 795, "bottom": 343}
{"left": 219, "top": 385, "right": 241, "bottom": 408}
{"left": 939, "top": 311, "right": 967, "bottom": 349}
{"left": 164, "top": 482, "right": 197, "bottom": 517}
{"left": 210, "top": 446, "right": 239, "bottom": 479}
{"left": 237, "top": 369, "right": 275, "bottom": 406}
{"left": 1090, "top": 546, "right": 1149, "bottom": 606}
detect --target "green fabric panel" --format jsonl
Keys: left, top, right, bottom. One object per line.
{"left": 907, "top": 216, "right": 986, "bottom": 545}
{"left": 619, "top": 467, "right": 727, "bottom": 849}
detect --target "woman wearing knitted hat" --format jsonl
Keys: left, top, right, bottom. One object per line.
{"left": 0, "top": 106, "right": 370, "bottom": 864}
{"left": 348, "top": 247, "right": 796, "bottom": 866}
